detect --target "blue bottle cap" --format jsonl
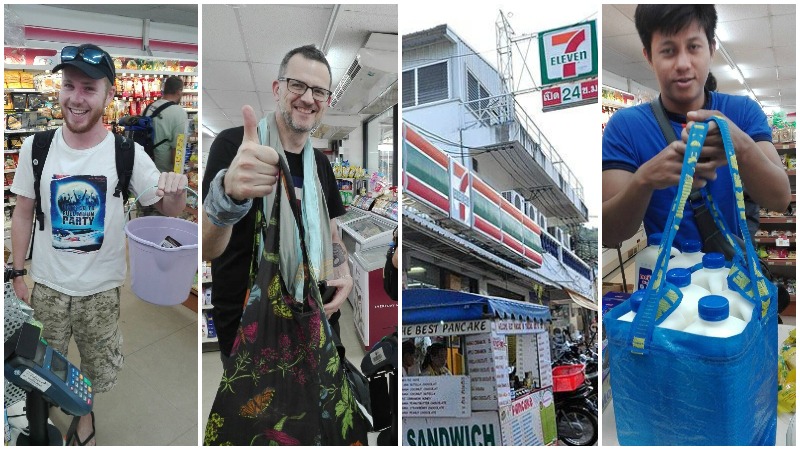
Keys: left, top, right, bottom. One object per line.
{"left": 666, "top": 268, "right": 691, "bottom": 288}
{"left": 647, "top": 233, "right": 663, "bottom": 246}
{"left": 629, "top": 290, "right": 646, "bottom": 313}
{"left": 702, "top": 252, "right": 726, "bottom": 269}
{"left": 698, "top": 295, "right": 729, "bottom": 322}
{"left": 681, "top": 239, "right": 702, "bottom": 253}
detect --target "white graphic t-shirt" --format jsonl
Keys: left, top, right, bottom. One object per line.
{"left": 11, "top": 129, "right": 160, "bottom": 296}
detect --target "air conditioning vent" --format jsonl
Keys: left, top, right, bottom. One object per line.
{"left": 330, "top": 59, "right": 362, "bottom": 108}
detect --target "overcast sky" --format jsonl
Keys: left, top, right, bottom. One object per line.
{"left": 400, "top": 0, "right": 602, "bottom": 228}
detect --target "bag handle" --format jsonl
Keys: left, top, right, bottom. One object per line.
{"left": 628, "top": 117, "right": 769, "bottom": 355}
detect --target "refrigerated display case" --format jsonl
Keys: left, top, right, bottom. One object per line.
{"left": 351, "top": 245, "right": 398, "bottom": 349}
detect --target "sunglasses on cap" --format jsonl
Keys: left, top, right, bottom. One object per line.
{"left": 61, "top": 46, "right": 114, "bottom": 69}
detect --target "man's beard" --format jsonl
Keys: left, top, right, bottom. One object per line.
{"left": 279, "top": 103, "right": 318, "bottom": 133}
{"left": 63, "top": 105, "right": 106, "bottom": 134}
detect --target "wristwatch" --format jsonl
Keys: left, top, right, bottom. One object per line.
{"left": 9, "top": 269, "right": 27, "bottom": 279}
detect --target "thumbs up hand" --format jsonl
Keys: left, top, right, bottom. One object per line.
{"left": 223, "top": 105, "right": 280, "bottom": 202}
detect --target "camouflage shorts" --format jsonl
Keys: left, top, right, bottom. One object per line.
{"left": 31, "top": 284, "right": 123, "bottom": 393}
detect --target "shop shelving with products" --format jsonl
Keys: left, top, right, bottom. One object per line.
{"left": 601, "top": 86, "right": 635, "bottom": 134}
{"left": 757, "top": 125, "right": 796, "bottom": 317}
{"left": 200, "top": 261, "right": 218, "bottom": 351}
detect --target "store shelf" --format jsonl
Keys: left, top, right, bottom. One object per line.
{"left": 601, "top": 100, "right": 632, "bottom": 110}
{"left": 4, "top": 108, "right": 53, "bottom": 113}
{"left": 116, "top": 69, "right": 198, "bottom": 77}
{"left": 764, "top": 259, "right": 796, "bottom": 267}
{"left": 5, "top": 127, "right": 59, "bottom": 134}
{"left": 4, "top": 169, "right": 15, "bottom": 174}
{"left": 202, "top": 304, "right": 213, "bottom": 310}
{"left": 759, "top": 217, "right": 795, "bottom": 224}
{"left": 754, "top": 236, "right": 796, "bottom": 244}
{"left": 4, "top": 150, "right": 20, "bottom": 154}
{"left": 773, "top": 142, "right": 796, "bottom": 151}
{"left": 4, "top": 64, "right": 53, "bottom": 71}
{"left": 787, "top": 169, "right": 796, "bottom": 176}
{"left": 185, "top": 109, "right": 198, "bottom": 114}
{"left": 202, "top": 337, "right": 218, "bottom": 344}
{"left": 4, "top": 88, "right": 40, "bottom": 93}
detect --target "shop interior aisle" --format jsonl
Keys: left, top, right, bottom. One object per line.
{"left": 14, "top": 267, "right": 198, "bottom": 446}
{"left": 201, "top": 299, "right": 376, "bottom": 445}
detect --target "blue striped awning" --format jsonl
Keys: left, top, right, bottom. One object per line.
{"left": 402, "top": 289, "right": 551, "bottom": 325}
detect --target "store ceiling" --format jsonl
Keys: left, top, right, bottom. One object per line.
{"left": 42, "top": 5, "right": 198, "bottom": 27}
{"left": 603, "top": 4, "right": 796, "bottom": 114}
{"left": 202, "top": 4, "right": 398, "bottom": 136}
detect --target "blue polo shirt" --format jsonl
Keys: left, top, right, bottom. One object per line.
{"left": 602, "top": 91, "right": 772, "bottom": 244}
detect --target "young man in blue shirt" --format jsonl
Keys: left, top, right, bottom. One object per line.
{"left": 602, "top": 5, "right": 790, "bottom": 247}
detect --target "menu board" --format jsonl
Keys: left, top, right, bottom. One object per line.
{"left": 491, "top": 334, "right": 512, "bottom": 407}
{"left": 402, "top": 376, "right": 470, "bottom": 418}
{"left": 507, "top": 393, "right": 545, "bottom": 446}
{"left": 465, "top": 333, "right": 498, "bottom": 411}
{"left": 536, "top": 332, "right": 553, "bottom": 389}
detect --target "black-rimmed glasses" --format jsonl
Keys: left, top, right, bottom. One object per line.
{"left": 279, "top": 77, "right": 332, "bottom": 102}
{"left": 61, "top": 46, "right": 114, "bottom": 72}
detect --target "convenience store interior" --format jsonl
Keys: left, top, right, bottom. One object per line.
{"left": 600, "top": 4, "right": 797, "bottom": 326}
{"left": 199, "top": 4, "right": 399, "bottom": 444}
{"left": 599, "top": 4, "right": 795, "bottom": 446}
{"left": 4, "top": 4, "right": 198, "bottom": 445}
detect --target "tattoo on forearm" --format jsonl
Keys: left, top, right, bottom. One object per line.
{"left": 332, "top": 243, "right": 347, "bottom": 267}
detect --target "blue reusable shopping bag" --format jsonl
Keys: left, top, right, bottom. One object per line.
{"left": 604, "top": 118, "right": 778, "bottom": 445}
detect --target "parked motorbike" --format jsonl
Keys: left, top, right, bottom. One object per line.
{"left": 554, "top": 381, "right": 598, "bottom": 446}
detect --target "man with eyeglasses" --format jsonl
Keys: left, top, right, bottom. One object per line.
{"left": 202, "top": 44, "right": 351, "bottom": 359}
{"left": 10, "top": 43, "right": 188, "bottom": 445}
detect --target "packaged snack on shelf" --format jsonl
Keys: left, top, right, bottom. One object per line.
{"left": 20, "top": 72, "right": 34, "bottom": 89}
{"left": 26, "top": 93, "right": 45, "bottom": 109}
{"left": 778, "top": 329, "right": 796, "bottom": 413}
{"left": 10, "top": 93, "right": 26, "bottom": 109}
{"left": 4, "top": 70, "right": 21, "bottom": 89}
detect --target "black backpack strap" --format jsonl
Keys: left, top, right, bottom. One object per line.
{"left": 114, "top": 135, "right": 135, "bottom": 200}
{"left": 32, "top": 129, "right": 57, "bottom": 231}
{"left": 148, "top": 101, "right": 178, "bottom": 118}
{"left": 650, "top": 97, "right": 678, "bottom": 144}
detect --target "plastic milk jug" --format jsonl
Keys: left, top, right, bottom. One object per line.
{"left": 618, "top": 290, "right": 688, "bottom": 330}
{"left": 692, "top": 252, "right": 729, "bottom": 294}
{"left": 683, "top": 295, "right": 747, "bottom": 338}
{"left": 716, "top": 289, "right": 756, "bottom": 323}
{"left": 666, "top": 268, "right": 711, "bottom": 325}
{"left": 668, "top": 239, "right": 705, "bottom": 270}
{"left": 635, "top": 233, "right": 680, "bottom": 290}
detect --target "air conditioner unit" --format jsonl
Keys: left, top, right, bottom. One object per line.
{"left": 524, "top": 202, "right": 538, "bottom": 222}
{"left": 548, "top": 226, "right": 563, "bottom": 243}
{"left": 538, "top": 213, "right": 548, "bottom": 231}
{"left": 501, "top": 190, "right": 525, "bottom": 212}
{"left": 330, "top": 34, "right": 398, "bottom": 114}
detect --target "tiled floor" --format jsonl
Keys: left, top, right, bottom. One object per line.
{"left": 9, "top": 269, "right": 198, "bottom": 446}
{"left": 201, "top": 298, "right": 381, "bottom": 444}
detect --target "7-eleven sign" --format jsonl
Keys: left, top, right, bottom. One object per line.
{"left": 539, "top": 20, "right": 597, "bottom": 86}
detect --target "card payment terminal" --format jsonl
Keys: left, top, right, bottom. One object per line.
{"left": 4, "top": 322, "right": 93, "bottom": 417}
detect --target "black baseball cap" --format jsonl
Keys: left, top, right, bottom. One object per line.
{"left": 52, "top": 44, "right": 116, "bottom": 85}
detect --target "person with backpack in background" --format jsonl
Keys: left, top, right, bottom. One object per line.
{"left": 9, "top": 43, "right": 187, "bottom": 446}
{"left": 137, "top": 75, "right": 187, "bottom": 216}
